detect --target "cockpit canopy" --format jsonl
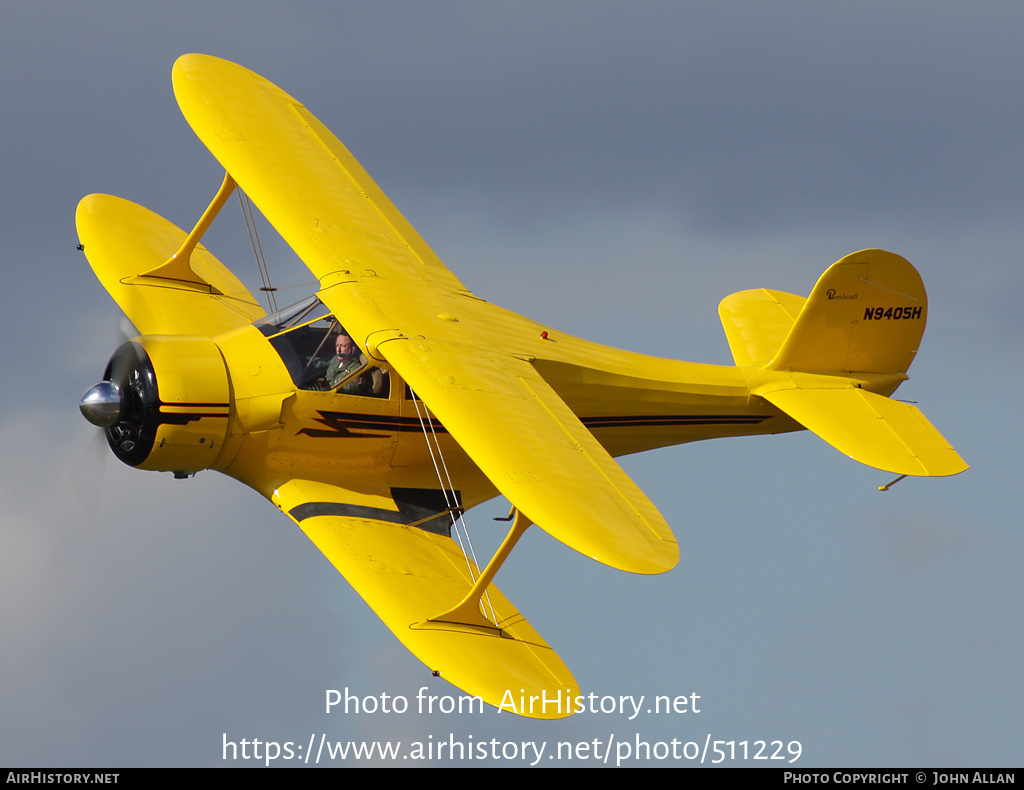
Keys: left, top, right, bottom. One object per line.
{"left": 254, "top": 296, "right": 388, "bottom": 397}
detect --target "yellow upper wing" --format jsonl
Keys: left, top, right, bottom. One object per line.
{"left": 76, "top": 193, "right": 265, "bottom": 336}
{"left": 173, "top": 53, "right": 677, "bottom": 574}
{"left": 273, "top": 479, "right": 577, "bottom": 717}
{"left": 375, "top": 331, "right": 677, "bottom": 573}
{"left": 172, "top": 54, "right": 468, "bottom": 295}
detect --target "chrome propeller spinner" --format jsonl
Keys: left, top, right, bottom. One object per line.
{"left": 78, "top": 341, "right": 158, "bottom": 465}
{"left": 79, "top": 381, "right": 122, "bottom": 427}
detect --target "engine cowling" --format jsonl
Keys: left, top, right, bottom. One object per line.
{"left": 80, "top": 337, "right": 231, "bottom": 476}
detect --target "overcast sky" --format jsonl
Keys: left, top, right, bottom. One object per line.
{"left": 1, "top": 1, "right": 1021, "bottom": 768}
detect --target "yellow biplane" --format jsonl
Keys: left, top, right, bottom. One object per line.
{"left": 77, "top": 55, "right": 967, "bottom": 719}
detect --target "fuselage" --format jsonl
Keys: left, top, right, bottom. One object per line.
{"left": 201, "top": 295, "right": 803, "bottom": 513}
{"left": 87, "top": 290, "right": 907, "bottom": 520}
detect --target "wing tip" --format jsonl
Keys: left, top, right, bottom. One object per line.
{"left": 587, "top": 533, "right": 678, "bottom": 575}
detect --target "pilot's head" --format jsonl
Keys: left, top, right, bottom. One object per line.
{"left": 335, "top": 334, "right": 358, "bottom": 360}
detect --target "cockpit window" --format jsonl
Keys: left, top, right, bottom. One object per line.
{"left": 254, "top": 297, "right": 389, "bottom": 397}
{"left": 254, "top": 295, "right": 330, "bottom": 337}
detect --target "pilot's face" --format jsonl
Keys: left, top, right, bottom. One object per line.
{"left": 336, "top": 335, "right": 357, "bottom": 359}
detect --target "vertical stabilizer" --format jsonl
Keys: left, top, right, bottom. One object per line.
{"left": 769, "top": 249, "right": 926, "bottom": 375}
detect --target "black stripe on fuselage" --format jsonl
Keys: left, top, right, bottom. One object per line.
{"left": 157, "top": 401, "right": 230, "bottom": 426}
{"left": 296, "top": 410, "right": 447, "bottom": 437}
{"left": 581, "top": 414, "right": 770, "bottom": 428}
{"left": 297, "top": 409, "right": 770, "bottom": 438}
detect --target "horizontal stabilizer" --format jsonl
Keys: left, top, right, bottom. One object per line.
{"left": 719, "top": 289, "right": 806, "bottom": 367}
{"left": 758, "top": 385, "right": 967, "bottom": 477}
{"left": 274, "top": 481, "right": 578, "bottom": 717}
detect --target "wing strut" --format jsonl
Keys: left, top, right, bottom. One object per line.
{"left": 420, "top": 509, "right": 532, "bottom": 633}
{"left": 137, "top": 171, "right": 236, "bottom": 288}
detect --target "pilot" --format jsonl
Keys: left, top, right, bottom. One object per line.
{"left": 326, "top": 332, "right": 376, "bottom": 395}
{"left": 326, "top": 333, "right": 370, "bottom": 393}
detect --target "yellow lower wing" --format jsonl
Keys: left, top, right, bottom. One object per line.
{"left": 273, "top": 481, "right": 577, "bottom": 718}
{"left": 759, "top": 386, "right": 968, "bottom": 477}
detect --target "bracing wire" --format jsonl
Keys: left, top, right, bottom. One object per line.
{"left": 245, "top": 193, "right": 277, "bottom": 313}
{"left": 236, "top": 189, "right": 278, "bottom": 313}
{"left": 410, "top": 390, "right": 498, "bottom": 625}
{"left": 423, "top": 411, "right": 489, "bottom": 577}
{"left": 410, "top": 393, "right": 469, "bottom": 560}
